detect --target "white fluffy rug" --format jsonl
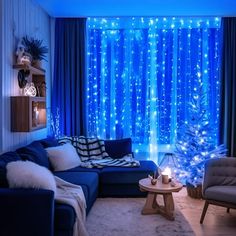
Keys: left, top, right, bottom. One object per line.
{"left": 86, "top": 198, "right": 195, "bottom": 236}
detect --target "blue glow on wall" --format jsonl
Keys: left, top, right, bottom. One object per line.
{"left": 86, "top": 17, "right": 222, "bottom": 162}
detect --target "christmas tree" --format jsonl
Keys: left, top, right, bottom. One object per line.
{"left": 174, "top": 83, "right": 226, "bottom": 187}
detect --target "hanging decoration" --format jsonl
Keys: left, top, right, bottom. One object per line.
{"left": 24, "top": 82, "right": 37, "bottom": 97}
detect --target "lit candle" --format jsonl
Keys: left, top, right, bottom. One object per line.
{"left": 162, "top": 167, "right": 171, "bottom": 184}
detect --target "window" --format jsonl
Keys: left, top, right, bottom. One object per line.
{"left": 86, "top": 17, "right": 222, "bottom": 162}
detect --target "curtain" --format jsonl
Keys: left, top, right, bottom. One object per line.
{"left": 86, "top": 17, "right": 222, "bottom": 158}
{"left": 220, "top": 17, "right": 236, "bottom": 156}
{"left": 52, "top": 18, "right": 86, "bottom": 136}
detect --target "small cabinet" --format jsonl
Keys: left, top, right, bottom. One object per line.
{"left": 11, "top": 64, "right": 47, "bottom": 132}
{"left": 11, "top": 96, "right": 46, "bottom": 132}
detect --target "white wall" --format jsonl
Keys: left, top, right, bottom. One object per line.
{"left": 0, "top": 0, "right": 51, "bottom": 152}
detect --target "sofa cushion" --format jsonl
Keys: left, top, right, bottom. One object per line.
{"left": 54, "top": 172, "right": 98, "bottom": 212}
{"left": 0, "top": 152, "right": 21, "bottom": 187}
{"left": 39, "top": 137, "right": 59, "bottom": 148}
{"left": 104, "top": 138, "right": 132, "bottom": 159}
{"left": 46, "top": 143, "right": 81, "bottom": 171}
{"left": 16, "top": 141, "right": 49, "bottom": 169}
{"left": 62, "top": 165, "right": 102, "bottom": 174}
{"left": 6, "top": 161, "right": 57, "bottom": 193}
{"left": 100, "top": 160, "right": 157, "bottom": 184}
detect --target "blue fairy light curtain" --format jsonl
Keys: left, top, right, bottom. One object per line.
{"left": 86, "top": 17, "right": 222, "bottom": 160}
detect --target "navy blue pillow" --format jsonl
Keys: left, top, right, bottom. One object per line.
{"left": 16, "top": 141, "right": 49, "bottom": 169}
{"left": 39, "top": 137, "right": 59, "bottom": 148}
{"left": 0, "top": 152, "right": 21, "bottom": 187}
{"left": 104, "top": 138, "right": 132, "bottom": 159}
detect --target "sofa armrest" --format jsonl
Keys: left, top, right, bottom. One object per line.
{"left": 0, "top": 188, "right": 54, "bottom": 236}
{"left": 203, "top": 157, "right": 236, "bottom": 195}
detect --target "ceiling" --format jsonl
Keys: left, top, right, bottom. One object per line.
{"left": 34, "top": 0, "right": 236, "bottom": 17}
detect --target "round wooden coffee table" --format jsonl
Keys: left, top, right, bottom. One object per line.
{"left": 139, "top": 178, "right": 183, "bottom": 221}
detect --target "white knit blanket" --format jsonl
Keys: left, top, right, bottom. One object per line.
{"left": 55, "top": 176, "right": 88, "bottom": 236}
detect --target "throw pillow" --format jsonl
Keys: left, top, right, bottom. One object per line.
{"left": 104, "top": 138, "right": 132, "bottom": 159}
{"left": 46, "top": 143, "right": 81, "bottom": 171}
{"left": 16, "top": 141, "right": 50, "bottom": 169}
{"left": 0, "top": 152, "right": 21, "bottom": 187}
{"left": 6, "top": 160, "right": 56, "bottom": 193}
{"left": 39, "top": 137, "right": 59, "bottom": 148}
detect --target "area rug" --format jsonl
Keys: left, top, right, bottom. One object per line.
{"left": 86, "top": 198, "right": 195, "bottom": 236}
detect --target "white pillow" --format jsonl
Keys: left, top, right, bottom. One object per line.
{"left": 6, "top": 160, "right": 56, "bottom": 193}
{"left": 46, "top": 143, "right": 81, "bottom": 171}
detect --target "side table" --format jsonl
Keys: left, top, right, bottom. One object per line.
{"left": 139, "top": 178, "right": 182, "bottom": 220}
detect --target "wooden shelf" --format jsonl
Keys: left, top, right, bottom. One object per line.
{"left": 31, "top": 123, "right": 47, "bottom": 131}
{"left": 13, "top": 64, "right": 45, "bottom": 75}
{"left": 11, "top": 96, "right": 47, "bottom": 132}
{"left": 11, "top": 64, "right": 47, "bottom": 132}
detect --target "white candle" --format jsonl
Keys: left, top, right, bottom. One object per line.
{"left": 161, "top": 167, "right": 172, "bottom": 184}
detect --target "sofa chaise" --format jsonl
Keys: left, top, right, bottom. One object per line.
{"left": 0, "top": 137, "right": 157, "bottom": 236}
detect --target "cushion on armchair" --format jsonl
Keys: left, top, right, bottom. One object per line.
{"left": 104, "top": 138, "right": 132, "bottom": 159}
{"left": 16, "top": 141, "right": 50, "bottom": 169}
{"left": 0, "top": 152, "right": 21, "bottom": 187}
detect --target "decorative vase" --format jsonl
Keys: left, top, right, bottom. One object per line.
{"left": 186, "top": 182, "right": 202, "bottom": 199}
{"left": 32, "top": 60, "right": 42, "bottom": 69}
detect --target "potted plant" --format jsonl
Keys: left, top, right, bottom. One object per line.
{"left": 22, "top": 36, "right": 48, "bottom": 68}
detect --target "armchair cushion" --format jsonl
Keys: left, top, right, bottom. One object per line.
{"left": 205, "top": 185, "right": 236, "bottom": 204}
{"left": 203, "top": 157, "right": 236, "bottom": 194}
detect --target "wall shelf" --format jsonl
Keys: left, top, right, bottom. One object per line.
{"left": 11, "top": 64, "right": 47, "bottom": 132}
{"left": 13, "top": 64, "right": 45, "bottom": 75}
{"left": 11, "top": 96, "right": 46, "bottom": 132}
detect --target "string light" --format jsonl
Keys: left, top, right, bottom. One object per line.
{"left": 87, "top": 17, "right": 221, "bottom": 162}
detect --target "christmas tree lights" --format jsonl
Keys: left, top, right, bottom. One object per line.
{"left": 86, "top": 17, "right": 222, "bottom": 163}
{"left": 174, "top": 83, "right": 226, "bottom": 186}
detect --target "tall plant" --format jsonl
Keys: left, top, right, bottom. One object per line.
{"left": 22, "top": 36, "right": 48, "bottom": 61}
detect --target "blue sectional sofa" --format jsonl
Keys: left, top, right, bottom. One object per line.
{"left": 0, "top": 138, "right": 157, "bottom": 236}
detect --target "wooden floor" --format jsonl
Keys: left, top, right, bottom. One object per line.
{"left": 174, "top": 188, "right": 236, "bottom": 236}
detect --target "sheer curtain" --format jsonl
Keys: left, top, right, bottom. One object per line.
{"left": 86, "top": 17, "right": 222, "bottom": 160}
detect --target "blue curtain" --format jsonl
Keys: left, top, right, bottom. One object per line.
{"left": 52, "top": 18, "right": 87, "bottom": 136}
{"left": 220, "top": 17, "right": 236, "bottom": 156}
